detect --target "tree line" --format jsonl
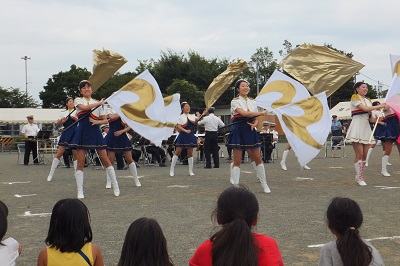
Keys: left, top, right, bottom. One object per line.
{"left": 0, "top": 41, "right": 378, "bottom": 109}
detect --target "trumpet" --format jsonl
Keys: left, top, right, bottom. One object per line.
{"left": 196, "top": 138, "right": 204, "bottom": 151}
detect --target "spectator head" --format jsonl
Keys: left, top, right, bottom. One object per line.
{"left": 0, "top": 200, "right": 9, "bottom": 244}
{"left": 118, "top": 217, "right": 173, "bottom": 266}
{"left": 45, "top": 198, "right": 92, "bottom": 253}
{"left": 332, "top": 115, "right": 337, "bottom": 120}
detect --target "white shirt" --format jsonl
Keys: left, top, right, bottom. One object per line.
{"left": 21, "top": 122, "right": 40, "bottom": 137}
{"left": 198, "top": 114, "right": 225, "bottom": 132}
{"left": 74, "top": 97, "right": 105, "bottom": 118}
{"left": 0, "top": 237, "right": 20, "bottom": 266}
{"left": 59, "top": 109, "right": 77, "bottom": 120}
{"left": 177, "top": 113, "right": 196, "bottom": 126}
{"left": 231, "top": 95, "right": 258, "bottom": 115}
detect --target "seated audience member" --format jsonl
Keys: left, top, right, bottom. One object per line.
{"left": 144, "top": 140, "right": 167, "bottom": 167}
{"left": 0, "top": 201, "right": 21, "bottom": 266}
{"left": 190, "top": 186, "right": 284, "bottom": 266}
{"left": 118, "top": 217, "right": 174, "bottom": 266}
{"left": 319, "top": 197, "right": 384, "bottom": 266}
{"left": 37, "top": 198, "right": 104, "bottom": 266}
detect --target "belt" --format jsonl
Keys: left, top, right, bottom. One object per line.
{"left": 205, "top": 131, "right": 218, "bottom": 134}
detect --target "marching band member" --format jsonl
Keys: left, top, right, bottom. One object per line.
{"left": 21, "top": 115, "right": 40, "bottom": 165}
{"left": 69, "top": 80, "right": 120, "bottom": 199}
{"left": 169, "top": 102, "right": 200, "bottom": 176}
{"left": 47, "top": 97, "right": 77, "bottom": 181}
{"left": 225, "top": 79, "right": 271, "bottom": 193}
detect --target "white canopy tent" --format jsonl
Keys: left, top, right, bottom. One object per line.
{"left": 0, "top": 108, "right": 64, "bottom": 125}
{"left": 330, "top": 99, "right": 384, "bottom": 120}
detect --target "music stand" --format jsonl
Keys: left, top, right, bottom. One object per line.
{"left": 36, "top": 130, "right": 53, "bottom": 164}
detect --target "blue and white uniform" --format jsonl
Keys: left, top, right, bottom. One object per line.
{"left": 105, "top": 107, "right": 132, "bottom": 152}
{"left": 70, "top": 97, "right": 107, "bottom": 150}
{"left": 174, "top": 114, "right": 197, "bottom": 147}
{"left": 226, "top": 95, "right": 261, "bottom": 149}
{"left": 377, "top": 108, "right": 400, "bottom": 141}
{"left": 57, "top": 109, "right": 77, "bottom": 147}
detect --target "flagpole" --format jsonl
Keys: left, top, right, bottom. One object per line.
{"left": 368, "top": 109, "right": 383, "bottom": 143}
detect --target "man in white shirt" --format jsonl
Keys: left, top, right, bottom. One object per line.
{"left": 198, "top": 108, "right": 225, "bottom": 168}
{"left": 21, "top": 115, "right": 40, "bottom": 165}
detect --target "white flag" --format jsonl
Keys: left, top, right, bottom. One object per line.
{"left": 106, "top": 70, "right": 180, "bottom": 146}
{"left": 256, "top": 70, "right": 310, "bottom": 111}
{"left": 273, "top": 92, "right": 330, "bottom": 166}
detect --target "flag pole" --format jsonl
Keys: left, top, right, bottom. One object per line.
{"left": 368, "top": 109, "right": 383, "bottom": 143}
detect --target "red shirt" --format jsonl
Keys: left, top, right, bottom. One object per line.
{"left": 189, "top": 232, "right": 284, "bottom": 266}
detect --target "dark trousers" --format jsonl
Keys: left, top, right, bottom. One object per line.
{"left": 204, "top": 131, "right": 219, "bottom": 168}
{"left": 24, "top": 140, "right": 38, "bottom": 165}
{"left": 116, "top": 152, "right": 125, "bottom": 170}
{"left": 262, "top": 143, "right": 274, "bottom": 162}
{"left": 332, "top": 129, "right": 342, "bottom": 146}
{"left": 146, "top": 146, "right": 166, "bottom": 164}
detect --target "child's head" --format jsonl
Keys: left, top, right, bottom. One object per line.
{"left": 0, "top": 200, "right": 9, "bottom": 244}
{"left": 326, "top": 197, "right": 363, "bottom": 235}
{"left": 326, "top": 197, "right": 372, "bottom": 265}
{"left": 214, "top": 186, "right": 259, "bottom": 227}
{"left": 118, "top": 217, "right": 173, "bottom": 266}
{"left": 45, "top": 198, "right": 92, "bottom": 252}
{"left": 210, "top": 186, "right": 259, "bottom": 266}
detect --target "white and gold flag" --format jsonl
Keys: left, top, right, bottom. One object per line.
{"left": 273, "top": 92, "right": 331, "bottom": 166}
{"left": 256, "top": 70, "right": 310, "bottom": 111}
{"left": 106, "top": 70, "right": 180, "bottom": 146}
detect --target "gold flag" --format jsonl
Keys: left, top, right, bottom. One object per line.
{"left": 88, "top": 49, "right": 128, "bottom": 92}
{"left": 280, "top": 43, "right": 364, "bottom": 97}
{"left": 204, "top": 59, "right": 247, "bottom": 108}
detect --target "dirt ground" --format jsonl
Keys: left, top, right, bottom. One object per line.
{"left": 0, "top": 143, "right": 399, "bottom": 265}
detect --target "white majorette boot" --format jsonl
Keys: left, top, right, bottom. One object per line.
{"left": 106, "top": 166, "right": 120, "bottom": 196}
{"left": 170, "top": 155, "right": 178, "bottom": 177}
{"left": 73, "top": 160, "right": 77, "bottom": 172}
{"left": 105, "top": 171, "right": 111, "bottom": 189}
{"left": 256, "top": 164, "right": 271, "bottom": 193}
{"left": 365, "top": 148, "right": 373, "bottom": 167}
{"left": 381, "top": 155, "right": 391, "bottom": 177}
{"left": 280, "top": 150, "right": 289, "bottom": 170}
{"left": 75, "top": 170, "right": 84, "bottom": 199}
{"left": 354, "top": 161, "right": 366, "bottom": 186}
{"left": 188, "top": 157, "right": 195, "bottom": 176}
{"left": 231, "top": 167, "right": 240, "bottom": 186}
{"left": 303, "top": 164, "right": 311, "bottom": 170}
{"left": 230, "top": 163, "right": 234, "bottom": 185}
{"left": 47, "top": 158, "right": 60, "bottom": 181}
{"left": 129, "top": 162, "right": 141, "bottom": 186}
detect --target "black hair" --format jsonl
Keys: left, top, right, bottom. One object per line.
{"left": 118, "top": 217, "right": 174, "bottom": 266}
{"left": 207, "top": 107, "right": 215, "bottom": 114}
{"left": 65, "top": 97, "right": 74, "bottom": 109}
{"left": 0, "top": 201, "right": 9, "bottom": 245}
{"left": 45, "top": 198, "right": 92, "bottom": 252}
{"left": 326, "top": 197, "right": 372, "bottom": 266}
{"left": 210, "top": 186, "right": 259, "bottom": 266}
{"left": 372, "top": 101, "right": 380, "bottom": 107}
{"left": 79, "top": 80, "right": 91, "bottom": 89}
{"left": 353, "top": 82, "right": 366, "bottom": 92}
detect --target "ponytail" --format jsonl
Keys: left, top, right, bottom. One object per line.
{"left": 336, "top": 227, "right": 372, "bottom": 266}
{"left": 211, "top": 218, "right": 258, "bottom": 266}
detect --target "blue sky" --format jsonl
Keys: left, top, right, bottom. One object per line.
{"left": 1, "top": 0, "right": 399, "bottom": 102}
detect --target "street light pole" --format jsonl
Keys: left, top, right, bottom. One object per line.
{"left": 21, "top": 56, "right": 31, "bottom": 107}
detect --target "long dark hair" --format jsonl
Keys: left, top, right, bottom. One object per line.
{"left": 0, "top": 200, "right": 9, "bottom": 245}
{"left": 118, "top": 217, "right": 174, "bottom": 266}
{"left": 45, "top": 198, "right": 93, "bottom": 252}
{"left": 210, "top": 186, "right": 259, "bottom": 266}
{"left": 327, "top": 197, "right": 372, "bottom": 266}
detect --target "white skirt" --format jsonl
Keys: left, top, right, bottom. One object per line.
{"left": 345, "top": 114, "right": 372, "bottom": 144}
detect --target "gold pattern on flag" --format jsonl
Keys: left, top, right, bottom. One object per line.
{"left": 281, "top": 96, "right": 324, "bottom": 149}
{"left": 120, "top": 79, "right": 175, "bottom": 128}
{"left": 258, "top": 80, "right": 297, "bottom": 109}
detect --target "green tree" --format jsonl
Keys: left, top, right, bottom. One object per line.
{"left": 39, "top": 65, "right": 91, "bottom": 108}
{"left": 166, "top": 79, "right": 204, "bottom": 109}
{"left": 0, "top": 86, "right": 39, "bottom": 108}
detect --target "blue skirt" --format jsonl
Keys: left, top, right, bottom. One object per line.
{"left": 58, "top": 117, "right": 76, "bottom": 147}
{"left": 375, "top": 116, "right": 400, "bottom": 141}
{"left": 174, "top": 132, "right": 197, "bottom": 147}
{"left": 226, "top": 117, "right": 261, "bottom": 149}
{"left": 69, "top": 114, "right": 107, "bottom": 150}
{"left": 105, "top": 119, "right": 132, "bottom": 152}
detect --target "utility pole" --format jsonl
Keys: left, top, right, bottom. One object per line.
{"left": 21, "top": 56, "right": 31, "bottom": 107}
